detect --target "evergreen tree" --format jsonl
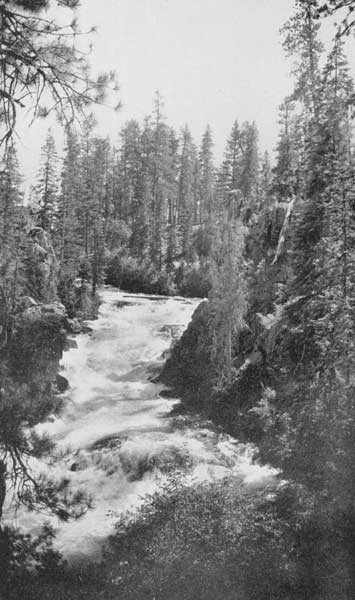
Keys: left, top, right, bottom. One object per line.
{"left": 217, "top": 121, "right": 260, "bottom": 223}
{"left": 258, "top": 151, "right": 273, "bottom": 210}
{"left": 0, "top": 0, "right": 115, "bottom": 158}
{"left": 149, "top": 92, "right": 175, "bottom": 270}
{"left": 77, "top": 115, "right": 96, "bottom": 272}
{"left": 177, "top": 126, "right": 197, "bottom": 262}
{"left": 90, "top": 136, "right": 111, "bottom": 294}
{"left": 217, "top": 121, "right": 242, "bottom": 219}
{"left": 209, "top": 203, "right": 248, "bottom": 386}
{"left": 117, "top": 120, "right": 142, "bottom": 225}
{"left": 56, "top": 128, "right": 81, "bottom": 273}
{"left": 272, "top": 99, "right": 305, "bottom": 201}
{"left": 33, "top": 130, "right": 59, "bottom": 232}
{"left": 197, "top": 125, "right": 215, "bottom": 224}
{"left": 282, "top": 0, "right": 323, "bottom": 121}
{"left": 0, "top": 144, "right": 25, "bottom": 334}
{"left": 238, "top": 121, "right": 260, "bottom": 220}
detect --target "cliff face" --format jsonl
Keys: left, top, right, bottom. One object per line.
{"left": 0, "top": 229, "right": 69, "bottom": 521}
{"left": 160, "top": 297, "right": 271, "bottom": 441}
{"left": 24, "top": 226, "right": 59, "bottom": 303}
{"left": 160, "top": 200, "right": 296, "bottom": 444}
{"left": 160, "top": 300, "right": 214, "bottom": 408}
{"left": 3, "top": 226, "right": 68, "bottom": 383}
{"left": 10, "top": 300, "right": 67, "bottom": 383}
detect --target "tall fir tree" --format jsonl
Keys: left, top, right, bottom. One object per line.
{"left": 0, "top": 144, "right": 25, "bottom": 333}
{"left": 149, "top": 92, "right": 175, "bottom": 270}
{"left": 56, "top": 128, "right": 81, "bottom": 276}
{"left": 197, "top": 125, "right": 215, "bottom": 225}
{"left": 33, "top": 129, "right": 59, "bottom": 232}
{"left": 176, "top": 126, "right": 197, "bottom": 262}
{"left": 209, "top": 201, "right": 248, "bottom": 386}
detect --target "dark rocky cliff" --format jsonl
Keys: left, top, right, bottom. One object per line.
{"left": 160, "top": 199, "right": 297, "bottom": 446}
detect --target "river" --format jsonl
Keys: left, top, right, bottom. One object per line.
{"left": 12, "top": 287, "right": 275, "bottom": 560}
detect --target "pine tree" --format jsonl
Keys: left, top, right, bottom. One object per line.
{"left": 177, "top": 126, "right": 197, "bottom": 262}
{"left": 258, "top": 151, "right": 273, "bottom": 210}
{"left": 0, "top": 0, "right": 114, "bottom": 158}
{"left": 217, "top": 121, "right": 242, "bottom": 219}
{"left": 273, "top": 99, "right": 305, "bottom": 201}
{"left": 0, "top": 144, "right": 23, "bottom": 248}
{"left": 33, "top": 130, "right": 59, "bottom": 232}
{"left": 282, "top": 0, "right": 323, "bottom": 121}
{"left": 77, "top": 115, "right": 96, "bottom": 273}
{"left": 217, "top": 121, "right": 260, "bottom": 223}
{"left": 197, "top": 125, "right": 215, "bottom": 225}
{"left": 56, "top": 128, "right": 81, "bottom": 273}
{"left": 0, "top": 144, "right": 25, "bottom": 334}
{"left": 238, "top": 121, "right": 260, "bottom": 220}
{"left": 117, "top": 120, "right": 142, "bottom": 226}
{"left": 90, "top": 136, "right": 111, "bottom": 294}
{"left": 209, "top": 203, "right": 248, "bottom": 386}
{"left": 91, "top": 138, "right": 111, "bottom": 294}
{"left": 149, "top": 92, "right": 174, "bottom": 270}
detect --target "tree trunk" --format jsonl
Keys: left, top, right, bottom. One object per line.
{"left": 0, "top": 460, "right": 6, "bottom": 523}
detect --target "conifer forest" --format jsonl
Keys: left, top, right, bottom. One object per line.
{"left": 3, "top": 0, "right": 355, "bottom": 598}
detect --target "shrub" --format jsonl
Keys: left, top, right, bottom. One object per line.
{"left": 175, "top": 261, "right": 211, "bottom": 298}
{"left": 103, "top": 475, "right": 295, "bottom": 600}
{"left": 106, "top": 254, "right": 176, "bottom": 295}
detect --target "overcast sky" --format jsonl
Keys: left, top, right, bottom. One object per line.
{"left": 17, "top": 0, "right": 348, "bottom": 187}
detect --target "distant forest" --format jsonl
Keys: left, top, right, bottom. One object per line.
{"left": 3, "top": 0, "right": 355, "bottom": 599}
{"left": 1, "top": 92, "right": 263, "bottom": 316}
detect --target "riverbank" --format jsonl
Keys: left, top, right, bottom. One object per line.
{"left": 6, "top": 288, "right": 354, "bottom": 600}
{"left": 8, "top": 289, "right": 273, "bottom": 561}
{"left": 3, "top": 288, "right": 287, "bottom": 599}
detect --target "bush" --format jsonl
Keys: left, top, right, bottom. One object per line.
{"left": 102, "top": 476, "right": 295, "bottom": 600}
{"left": 106, "top": 254, "right": 176, "bottom": 295}
{"left": 57, "top": 274, "right": 100, "bottom": 320}
{"left": 7, "top": 476, "right": 355, "bottom": 600}
{"left": 106, "top": 252, "right": 212, "bottom": 299}
{"left": 175, "top": 261, "right": 211, "bottom": 298}
{"left": 0, "top": 525, "right": 65, "bottom": 600}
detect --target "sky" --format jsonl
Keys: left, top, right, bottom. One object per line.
{"left": 16, "top": 0, "right": 350, "bottom": 187}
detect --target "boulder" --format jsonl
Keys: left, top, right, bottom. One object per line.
{"left": 67, "top": 317, "right": 82, "bottom": 334}
{"left": 159, "top": 324, "right": 183, "bottom": 339}
{"left": 56, "top": 373, "right": 69, "bottom": 393}
{"left": 65, "top": 338, "right": 78, "bottom": 350}
{"left": 10, "top": 301, "right": 68, "bottom": 379}
{"left": 41, "top": 302, "right": 67, "bottom": 317}
{"left": 19, "top": 301, "right": 67, "bottom": 326}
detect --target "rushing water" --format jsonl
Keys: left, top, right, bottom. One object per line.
{"left": 10, "top": 287, "right": 276, "bottom": 560}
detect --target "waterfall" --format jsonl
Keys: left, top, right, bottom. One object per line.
{"left": 10, "top": 287, "right": 276, "bottom": 560}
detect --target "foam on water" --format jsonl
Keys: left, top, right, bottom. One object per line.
{"left": 9, "top": 287, "right": 277, "bottom": 560}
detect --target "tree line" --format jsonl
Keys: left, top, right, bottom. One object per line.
{"left": 1, "top": 92, "right": 266, "bottom": 325}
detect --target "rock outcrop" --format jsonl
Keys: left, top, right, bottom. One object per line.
{"left": 160, "top": 199, "right": 295, "bottom": 441}
{"left": 9, "top": 297, "right": 67, "bottom": 384}
{"left": 24, "top": 227, "right": 59, "bottom": 303}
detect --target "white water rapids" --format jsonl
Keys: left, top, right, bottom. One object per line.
{"left": 10, "top": 287, "right": 276, "bottom": 560}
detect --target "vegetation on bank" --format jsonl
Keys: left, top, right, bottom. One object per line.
{"left": 159, "top": 2, "right": 355, "bottom": 597}
{"left": 2, "top": 0, "right": 355, "bottom": 599}
{"left": 5, "top": 475, "right": 354, "bottom": 600}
